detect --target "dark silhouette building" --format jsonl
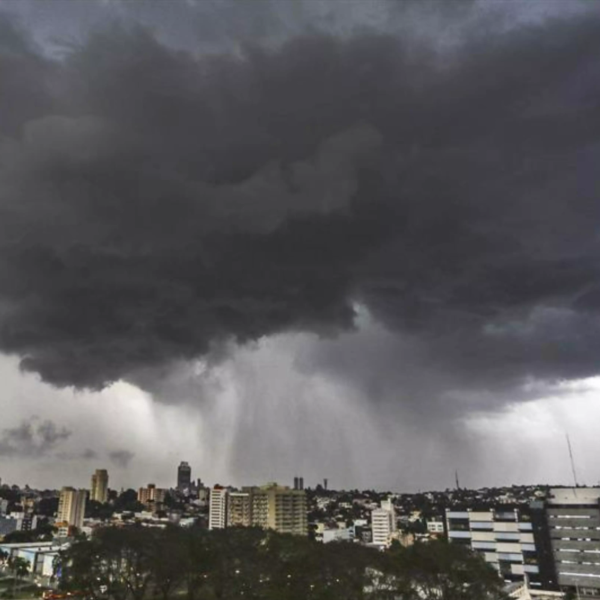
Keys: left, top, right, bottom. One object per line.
{"left": 177, "top": 461, "right": 192, "bottom": 492}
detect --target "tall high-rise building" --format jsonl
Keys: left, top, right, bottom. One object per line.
{"left": 177, "top": 462, "right": 192, "bottom": 492}
{"left": 251, "top": 483, "right": 307, "bottom": 536}
{"left": 209, "top": 486, "right": 228, "bottom": 530}
{"left": 90, "top": 469, "right": 109, "bottom": 503}
{"left": 545, "top": 487, "right": 600, "bottom": 598}
{"left": 371, "top": 498, "right": 397, "bottom": 548}
{"left": 57, "top": 487, "right": 86, "bottom": 530}
{"left": 228, "top": 491, "right": 252, "bottom": 527}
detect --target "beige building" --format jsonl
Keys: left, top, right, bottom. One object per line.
{"left": 57, "top": 487, "right": 86, "bottom": 531}
{"left": 228, "top": 491, "right": 252, "bottom": 527}
{"left": 251, "top": 483, "right": 307, "bottom": 536}
{"left": 90, "top": 469, "right": 109, "bottom": 503}
{"left": 137, "top": 484, "right": 167, "bottom": 507}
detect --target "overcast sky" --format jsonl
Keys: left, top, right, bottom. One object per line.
{"left": 1, "top": 0, "right": 600, "bottom": 492}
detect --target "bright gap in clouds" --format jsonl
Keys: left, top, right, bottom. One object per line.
{"left": 463, "top": 377, "right": 600, "bottom": 489}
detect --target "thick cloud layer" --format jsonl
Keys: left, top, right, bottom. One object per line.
{"left": 0, "top": 418, "right": 71, "bottom": 457}
{"left": 1, "top": 4, "right": 600, "bottom": 404}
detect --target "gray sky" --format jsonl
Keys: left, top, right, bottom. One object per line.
{"left": 1, "top": 0, "right": 599, "bottom": 491}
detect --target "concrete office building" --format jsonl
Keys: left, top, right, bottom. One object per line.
{"left": 177, "top": 462, "right": 192, "bottom": 492}
{"left": 228, "top": 491, "right": 252, "bottom": 527}
{"left": 371, "top": 498, "right": 397, "bottom": 548}
{"left": 57, "top": 487, "right": 86, "bottom": 531}
{"left": 209, "top": 486, "right": 228, "bottom": 530}
{"left": 446, "top": 505, "right": 555, "bottom": 588}
{"left": 545, "top": 487, "right": 600, "bottom": 598}
{"left": 251, "top": 483, "right": 307, "bottom": 536}
{"left": 90, "top": 469, "right": 109, "bottom": 503}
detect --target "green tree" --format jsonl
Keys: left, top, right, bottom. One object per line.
{"left": 37, "top": 497, "right": 59, "bottom": 517}
{"left": 86, "top": 499, "right": 115, "bottom": 520}
{"left": 181, "top": 526, "right": 212, "bottom": 600}
{"left": 149, "top": 527, "right": 187, "bottom": 600}
{"left": 57, "top": 523, "right": 508, "bottom": 600}
{"left": 389, "top": 539, "right": 508, "bottom": 600}
{"left": 8, "top": 556, "right": 30, "bottom": 596}
{"left": 114, "top": 490, "right": 144, "bottom": 514}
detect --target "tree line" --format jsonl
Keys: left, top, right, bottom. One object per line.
{"left": 57, "top": 525, "right": 507, "bottom": 600}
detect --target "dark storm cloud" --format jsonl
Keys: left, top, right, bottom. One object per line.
{"left": 55, "top": 448, "right": 100, "bottom": 461}
{"left": 0, "top": 418, "right": 71, "bottom": 456}
{"left": 108, "top": 450, "right": 135, "bottom": 468}
{"left": 1, "top": 5, "right": 600, "bottom": 402}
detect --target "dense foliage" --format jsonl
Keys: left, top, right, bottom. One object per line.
{"left": 2, "top": 520, "right": 56, "bottom": 543}
{"left": 57, "top": 526, "right": 507, "bottom": 600}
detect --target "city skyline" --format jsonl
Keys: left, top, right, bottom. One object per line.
{"left": 0, "top": 461, "right": 595, "bottom": 497}
{"left": 1, "top": 0, "right": 600, "bottom": 492}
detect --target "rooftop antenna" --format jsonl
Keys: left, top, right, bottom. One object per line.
{"left": 566, "top": 433, "right": 579, "bottom": 494}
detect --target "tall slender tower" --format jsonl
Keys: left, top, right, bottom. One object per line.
{"left": 90, "top": 469, "right": 109, "bottom": 503}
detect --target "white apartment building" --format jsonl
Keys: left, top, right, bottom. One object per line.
{"left": 371, "top": 498, "right": 397, "bottom": 548}
{"left": 427, "top": 519, "right": 445, "bottom": 534}
{"left": 209, "top": 487, "right": 228, "bottom": 530}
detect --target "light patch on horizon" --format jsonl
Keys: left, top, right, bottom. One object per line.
{"left": 463, "top": 378, "right": 600, "bottom": 488}
{"left": 2, "top": 341, "right": 599, "bottom": 491}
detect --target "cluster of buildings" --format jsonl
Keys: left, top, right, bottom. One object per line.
{"left": 302, "top": 485, "right": 600, "bottom": 599}
{"left": 0, "top": 489, "right": 41, "bottom": 539}
{"left": 1, "top": 463, "right": 599, "bottom": 599}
